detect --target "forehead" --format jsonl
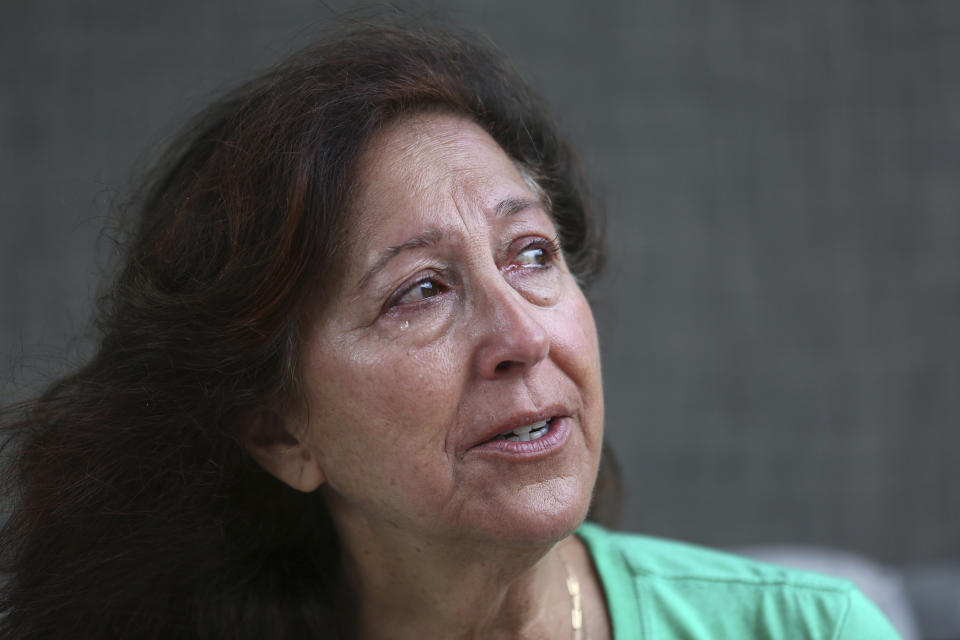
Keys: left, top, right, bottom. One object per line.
{"left": 361, "top": 111, "right": 517, "bottom": 184}
{"left": 347, "top": 112, "right": 531, "bottom": 237}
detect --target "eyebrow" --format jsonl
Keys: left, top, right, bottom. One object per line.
{"left": 495, "top": 197, "right": 540, "bottom": 217}
{"left": 357, "top": 229, "right": 442, "bottom": 289}
{"left": 357, "top": 197, "right": 543, "bottom": 289}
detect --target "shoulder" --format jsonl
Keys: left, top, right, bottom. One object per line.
{"left": 578, "top": 521, "right": 849, "bottom": 588}
{"left": 576, "top": 522, "right": 901, "bottom": 639}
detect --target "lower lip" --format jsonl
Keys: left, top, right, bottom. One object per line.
{"left": 467, "top": 417, "right": 571, "bottom": 459}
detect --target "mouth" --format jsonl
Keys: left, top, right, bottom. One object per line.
{"left": 490, "top": 418, "right": 552, "bottom": 443}
{"left": 464, "top": 412, "right": 571, "bottom": 459}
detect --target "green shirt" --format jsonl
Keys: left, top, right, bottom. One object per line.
{"left": 577, "top": 522, "right": 901, "bottom": 639}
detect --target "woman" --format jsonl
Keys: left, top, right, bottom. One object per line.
{"left": 0, "top": 22, "right": 899, "bottom": 639}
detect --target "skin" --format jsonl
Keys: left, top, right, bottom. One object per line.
{"left": 256, "top": 112, "right": 609, "bottom": 638}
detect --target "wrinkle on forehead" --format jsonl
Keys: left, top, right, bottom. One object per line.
{"left": 346, "top": 115, "right": 537, "bottom": 264}
{"left": 360, "top": 113, "right": 520, "bottom": 215}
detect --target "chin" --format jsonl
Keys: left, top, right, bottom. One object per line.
{"left": 467, "top": 475, "right": 594, "bottom": 548}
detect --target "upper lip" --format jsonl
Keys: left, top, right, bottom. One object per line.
{"left": 460, "top": 406, "right": 571, "bottom": 454}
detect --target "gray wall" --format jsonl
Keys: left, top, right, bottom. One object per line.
{"left": 2, "top": 1, "right": 958, "bottom": 564}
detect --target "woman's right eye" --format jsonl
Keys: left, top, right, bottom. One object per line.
{"left": 394, "top": 278, "right": 444, "bottom": 306}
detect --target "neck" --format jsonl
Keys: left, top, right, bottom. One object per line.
{"left": 335, "top": 515, "right": 578, "bottom": 639}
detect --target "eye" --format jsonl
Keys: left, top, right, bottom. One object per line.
{"left": 514, "top": 246, "right": 548, "bottom": 267}
{"left": 382, "top": 268, "right": 455, "bottom": 317}
{"left": 394, "top": 277, "right": 444, "bottom": 305}
{"left": 507, "top": 237, "right": 561, "bottom": 270}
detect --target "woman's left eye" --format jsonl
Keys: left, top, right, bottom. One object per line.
{"left": 509, "top": 239, "right": 559, "bottom": 269}
{"left": 515, "top": 246, "right": 548, "bottom": 267}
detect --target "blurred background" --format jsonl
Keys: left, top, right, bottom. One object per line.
{"left": 2, "top": 1, "right": 958, "bottom": 636}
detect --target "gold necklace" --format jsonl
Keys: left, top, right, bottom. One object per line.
{"left": 559, "top": 549, "right": 591, "bottom": 640}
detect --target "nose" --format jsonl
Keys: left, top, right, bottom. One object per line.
{"left": 473, "top": 279, "right": 550, "bottom": 379}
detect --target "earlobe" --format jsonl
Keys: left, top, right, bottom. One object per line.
{"left": 239, "top": 409, "right": 326, "bottom": 492}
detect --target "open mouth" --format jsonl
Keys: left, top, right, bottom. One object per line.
{"left": 491, "top": 418, "right": 552, "bottom": 443}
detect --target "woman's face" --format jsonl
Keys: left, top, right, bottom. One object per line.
{"left": 294, "top": 112, "right": 603, "bottom": 547}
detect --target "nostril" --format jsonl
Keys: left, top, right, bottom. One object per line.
{"left": 495, "top": 360, "right": 511, "bottom": 372}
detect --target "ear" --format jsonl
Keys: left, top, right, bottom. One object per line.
{"left": 239, "top": 409, "right": 326, "bottom": 492}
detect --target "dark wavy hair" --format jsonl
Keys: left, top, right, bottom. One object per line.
{"left": 0, "top": 21, "right": 608, "bottom": 639}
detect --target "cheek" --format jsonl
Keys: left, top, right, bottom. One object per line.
{"left": 550, "top": 291, "right": 604, "bottom": 433}
{"left": 553, "top": 292, "right": 601, "bottom": 381}
{"left": 307, "top": 339, "right": 473, "bottom": 523}
{"left": 301, "top": 334, "right": 464, "bottom": 467}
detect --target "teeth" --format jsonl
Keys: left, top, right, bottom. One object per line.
{"left": 497, "top": 419, "right": 550, "bottom": 442}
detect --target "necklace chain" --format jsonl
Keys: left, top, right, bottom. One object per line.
{"left": 559, "top": 549, "right": 591, "bottom": 640}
